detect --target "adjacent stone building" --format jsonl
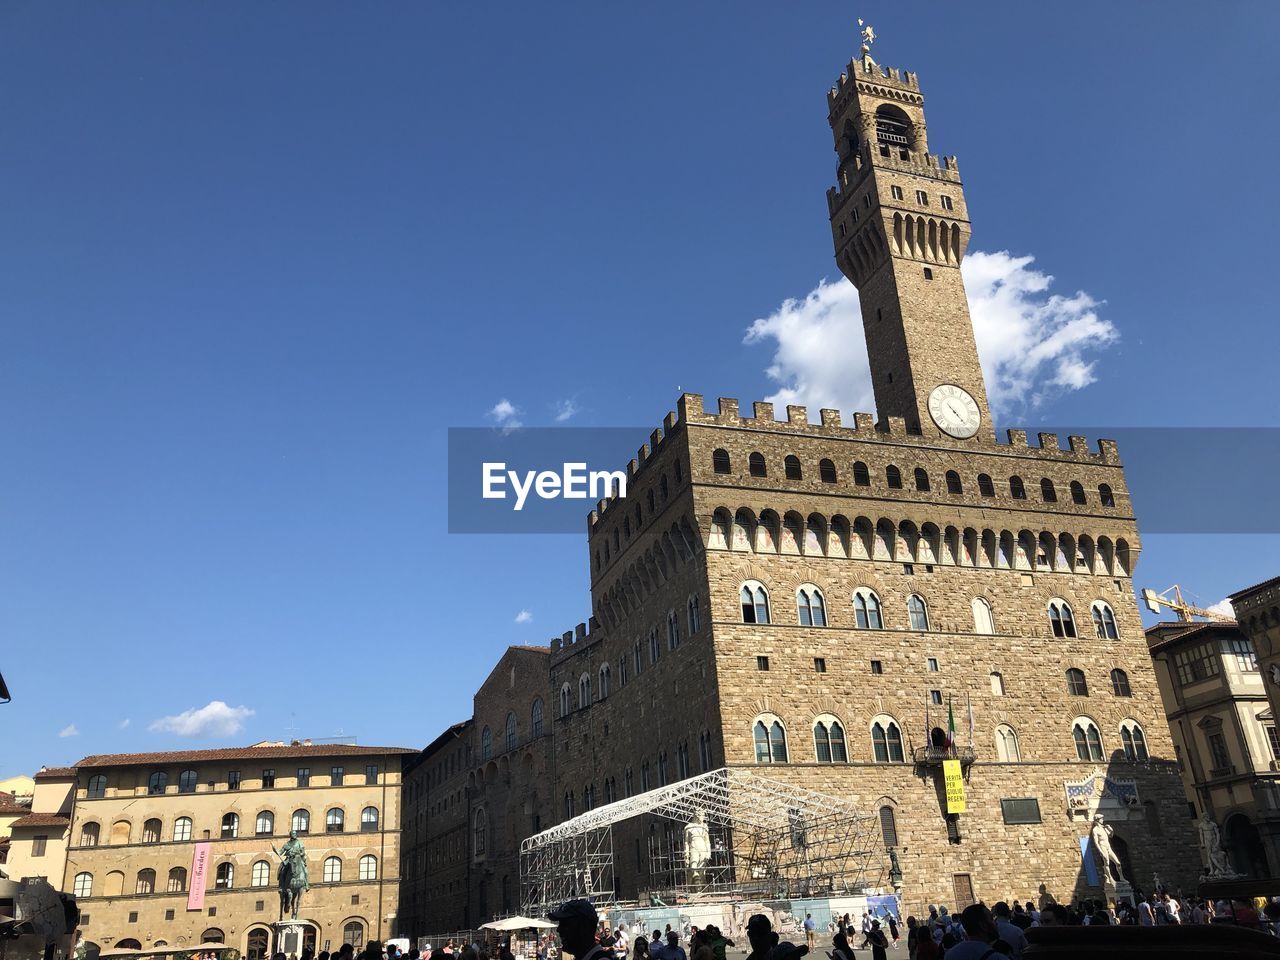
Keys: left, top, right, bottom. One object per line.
{"left": 402, "top": 36, "right": 1202, "bottom": 929}
{"left": 1146, "top": 618, "right": 1279, "bottom": 878}
{"left": 61, "top": 742, "right": 412, "bottom": 958}
{"left": 3, "top": 768, "right": 76, "bottom": 883}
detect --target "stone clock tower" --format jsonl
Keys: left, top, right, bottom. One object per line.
{"left": 826, "top": 43, "right": 993, "bottom": 440}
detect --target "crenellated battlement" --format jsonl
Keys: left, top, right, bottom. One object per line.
{"left": 678, "top": 393, "right": 1122, "bottom": 465}
{"left": 548, "top": 615, "right": 605, "bottom": 663}
{"left": 828, "top": 142, "right": 961, "bottom": 215}
{"left": 828, "top": 55, "right": 920, "bottom": 110}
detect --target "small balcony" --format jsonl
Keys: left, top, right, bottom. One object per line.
{"left": 912, "top": 745, "right": 976, "bottom": 767}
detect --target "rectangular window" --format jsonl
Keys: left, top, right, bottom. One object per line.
{"left": 903, "top": 563, "right": 914, "bottom": 575}
{"left": 1267, "top": 725, "right": 1280, "bottom": 761}
{"left": 940, "top": 195, "right": 954, "bottom": 211}
{"left": 331, "top": 766, "right": 344, "bottom": 786}
{"left": 863, "top": 194, "right": 872, "bottom": 208}
{"left": 165, "top": 909, "right": 175, "bottom": 921}
{"left": 1208, "top": 732, "right": 1232, "bottom": 772}
{"left": 365, "top": 764, "right": 378, "bottom": 785}
{"left": 261, "top": 769, "right": 275, "bottom": 789}
{"left": 756, "top": 656, "right": 769, "bottom": 671}
{"left": 228, "top": 770, "right": 240, "bottom": 791}
{"left": 297, "top": 768, "right": 311, "bottom": 788}
{"left": 930, "top": 689, "right": 943, "bottom": 706}
{"left": 916, "top": 189, "right": 928, "bottom": 205}
{"left": 890, "top": 185, "right": 903, "bottom": 200}
{"left": 1174, "top": 643, "right": 1222, "bottom": 684}
{"left": 814, "top": 657, "right": 827, "bottom": 673}
{"left": 1228, "top": 638, "right": 1258, "bottom": 672}
{"left": 32, "top": 836, "right": 47, "bottom": 857}
{"left": 928, "top": 657, "right": 940, "bottom": 672}
{"left": 870, "top": 660, "right": 884, "bottom": 675}
{"left": 923, "top": 267, "right": 934, "bottom": 280}
{"left": 128, "top": 912, "right": 138, "bottom": 924}
{"left": 1000, "top": 798, "right": 1042, "bottom": 824}
{"left": 838, "top": 223, "right": 847, "bottom": 237}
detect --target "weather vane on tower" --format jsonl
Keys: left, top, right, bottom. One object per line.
{"left": 858, "top": 18, "right": 877, "bottom": 58}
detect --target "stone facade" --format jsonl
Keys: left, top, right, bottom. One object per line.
{"left": 1146, "top": 619, "right": 1280, "bottom": 878}
{"left": 400, "top": 42, "right": 1203, "bottom": 928}
{"left": 59, "top": 743, "right": 412, "bottom": 958}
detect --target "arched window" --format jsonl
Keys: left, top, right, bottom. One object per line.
{"left": 247, "top": 929, "right": 271, "bottom": 960}
{"left": 109, "top": 820, "right": 131, "bottom": 845}
{"left": 178, "top": 769, "right": 198, "bottom": 794}
{"left": 667, "top": 610, "right": 681, "bottom": 650}
{"left": 914, "top": 468, "right": 930, "bottom": 491}
{"left": 220, "top": 813, "right": 238, "bottom": 838}
{"left": 291, "top": 809, "right": 310, "bottom": 834}
{"left": 481, "top": 726, "right": 493, "bottom": 760}
{"left": 785, "top": 455, "right": 802, "bottom": 480}
{"left": 1073, "top": 720, "right": 1105, "bottom": 761}
{"left": 361, "top": 806, "right": 379, "bottom": 832}
{"left": 116, "top": 943, "right": 142, "bottom": 953}
{"left": 87, "top": 774, "right": 106, "bottom": 799}
{"left": 972, "top": 597, "right": 994, "bottom": 635}
{"left": 740, "top": 581, "right": 770, "bottom": 624}
{"left": 1066, "top": 668, "right": 1089, "bottom": 696}
{"left": 143, "top": 818, "right": 162, "bottom": 843}
{"left": 687, "top": 595, "right": 701, "bottom": 635}
{"left": 748, "top": 452, "right": 767, "bottom": 477}
{"left": 172, "top": 817, "right": 191, "bottom": 842}
{"left": 560, "top": 683, "right": 571, "bottom": 718}
{"left": 819, "top": 459, "right": 837, "bottom": 483}
{"left": 167, "top": 866, "right": 187, "bottom": 892}
{"left": 148, "top": 771, "right": 168, "bottom": 795}
{"left": 945, "top": 470, "right": 962, "bottom": 494}
{"left": 871, "top": 719, "right": 905, "bottom": 763}
{"left": 326, "top": 808, "right": 345, "bottom": 833}
{"left": 813, "top": 717, "right": 848, "bottom": 763}
{"left": 473, "top": 809, "right": 487, "bottom": 857}
{"left": 1091, "top": 601, "right": 1119, "bottom": 640}
{"left": 907, "top": 594, "right": 929, "bottom": 631}
{"left": 505, "top": 712, "right": 518, "bottom": 750}
{"left": 1111, "top": 668, "right": 1132, "bottom": 697}
{"left": 80, "top": 822, "right": 100, "bottom": 847}
{"left": 995, "top": 724, "right": 1021, "bottom": 762}
{"left": 73, "top": 872, "right": 93, "bottom": 898}
{"left": 877, "top": 805, "right": 898, "bottom": 848}
{"left": 1041, "top": 478, "right": 1057, "bottom": 502}
{"left": 854, "top": 588, "right": 883, "bottom": 629}
{"left": 215, "top": 862, "right": 234, "bottom": 889}
{"left": 201, "top": 930, "right": 225, "bottom": 945}
{"left": 1048, "top": 599, "right": 1077, "bottom": 638}
{"left": 753, "top": 716, "right": 788, "bottom": 763}
{"left": 712, "top": 449, "right": 731, "bottom": 474}
{"left": 1120, "top": 721, "right": 1149, "bottom": 761}
{"left": 359, "top": 854, "right": 377, "bottom": 881}
{"left": 853, "top": 461, "right": 871, "bottom": 486}
{"left": 1099, "top": 484, "right": 1115, "bottom": 508}
{"left": 990, "top": 671, "right": 1005, "bottom": 696}
{"left": 1010, "top": 476, "right": 1026, "bottom": 500}
{"left": 323, "top": 856, "right": 342, "bottom": 883}
{"left": 531, "top": 698, "right": 545, "bottom": 737}
{"left": 886, "top": 465, "right": 902, "bottom": 489}
{"left": 252, "top": 860, "right": 271, "bottom": 887}
{"left": 135, "top": 869, "right": 156, "bottom": 895}
{"left": 255, "top": 811, "right": 274, "bottom": 836}
{"left": 343, "top": 922, "right": 365, "bottom": 950}
{"left": 977, "top": 474, "right": 995, "bottom": 497}
{"left": 1070, "top": 481, "right": 1087, "bottom": 504}
{"left": 797, "top": 585, "right": 827, "bottom": 627}
{"left": 578, "top": 673, "right": 590, "bottom": 707}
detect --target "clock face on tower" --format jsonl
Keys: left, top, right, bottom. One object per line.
{"left": 928, "top": 384, "right": 981, "bottom": 438}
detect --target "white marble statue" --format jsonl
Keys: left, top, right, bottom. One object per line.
{"left": 684, "top": 809, "right": 712, "bottom": 884}
{"left": 1089, "top": 814, "right": 1128, "bottom": 884}
{"left": 1198, "top": 812, "right": 1239, "bottom": 879}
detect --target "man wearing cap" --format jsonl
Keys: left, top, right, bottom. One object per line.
{"left": 550, "top": 900, "right": 610, "bottom": 960}
{"left": 744, "top": 914, "right": 777, "bottom": 960}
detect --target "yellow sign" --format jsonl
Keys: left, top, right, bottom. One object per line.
{"left": 943, "top": 759, "right": 967, "bottom": 813}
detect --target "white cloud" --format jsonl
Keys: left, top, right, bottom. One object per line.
{"left": 489, "top": 398, "right": 522, "bottom": 429}
{"left": 58, "top": 724, "right": 79, "bottom": 738}
{"left": 119, "top": 718, "right": 131, "bottom": 729}
{"left": 744, "top": 250, "right": 1118, "bottom": 420}
{"left": 554, "top": 399, "right": 579, "bottom": 423}
{"left": 148, "top": 701, "right": 254, "bottom": 738}
{"left": 514, "top": 609, "right": 533, "bottom": 624}
{"left": 1206, "top": 599, "right": 1235, "bottom": 618}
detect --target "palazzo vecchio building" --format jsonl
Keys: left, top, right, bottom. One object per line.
{"left": 399, "top": 39, "right": 1201, "bottom": 933}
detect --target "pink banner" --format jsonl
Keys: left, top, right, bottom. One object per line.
{"left": 187, "top": 841, "right": 212, "bottom": 911}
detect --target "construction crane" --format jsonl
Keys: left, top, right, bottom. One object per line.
{"left": 1141, "top": 584, "right": 1235, "bottom": 623}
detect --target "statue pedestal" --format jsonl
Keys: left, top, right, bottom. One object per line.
{"left": 1105, "top": 879, "right": 1135, "bottom": 906}
{"left": 274, "top": 921, "right": 308, "bottom": 958}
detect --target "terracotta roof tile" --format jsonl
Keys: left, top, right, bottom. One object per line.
{"left": 34, "top": 767, "right": 78, "bottom": 780}
{"left": 1229, "top": 575, "right": 1280, "bottom": 601}
{"left": 75, "top": 743, "right": 416, "bottom": 769}
{"left": 10, "top": 813, "right": 70, "bottom": 828}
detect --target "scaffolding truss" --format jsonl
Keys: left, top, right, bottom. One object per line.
{"left": 520, "top": 768, "right": 882, "bottom": 915}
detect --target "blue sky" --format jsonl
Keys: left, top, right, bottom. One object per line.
{"left": 2, "top": 2, "right": 1278, "bottom": 773}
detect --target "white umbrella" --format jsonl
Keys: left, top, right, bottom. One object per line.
{"left": 480, "top": 917, "right": 557, "bottom": 931}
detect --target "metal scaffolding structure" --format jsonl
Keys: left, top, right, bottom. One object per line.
{"left": 519, "top": 768, "right": 882, "bottom": 915}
